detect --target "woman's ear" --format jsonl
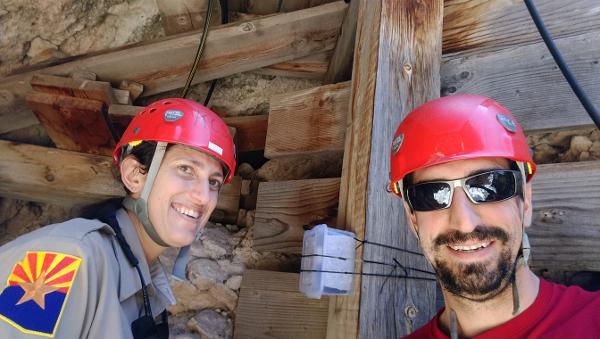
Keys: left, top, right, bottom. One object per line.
{"left": 120, "top": 156, "right": 147, "bottom": 198}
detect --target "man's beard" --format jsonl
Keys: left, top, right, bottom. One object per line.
{"left": 431, "top": 225, "right": 515, "bottom": 301}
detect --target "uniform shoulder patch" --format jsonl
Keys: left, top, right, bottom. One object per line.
{"left": 0, "top": 251, "right": 82, "bottom": 337}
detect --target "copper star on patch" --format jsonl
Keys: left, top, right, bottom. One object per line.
{"left": 16, "top": 271, "right": 58, "bottom": 309}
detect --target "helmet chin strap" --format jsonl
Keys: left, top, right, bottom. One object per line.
{"left": 122, "top": 142, "right": 170, "bottom": 248}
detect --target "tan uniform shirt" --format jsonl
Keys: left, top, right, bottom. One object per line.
{"left": 0, "top": 208, "right": 175, "bottom": 338}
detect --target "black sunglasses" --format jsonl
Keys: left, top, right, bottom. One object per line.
{"left": 404, "top": 170, "right": 522, "bottom": 212}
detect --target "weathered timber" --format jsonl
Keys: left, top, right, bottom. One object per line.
{"left": 242, "top": 0, "right": 338, "bottom": 14}
{"left": 0, "top": 140, "right": 124, "bottom": 206}
{"left": 253, "top": 178, "right": 340, "bottom": 253}
{"left": 324, "top": 0, "right": 358, "bottom": 83}
{"left": 118, "top": 80, "right": 144, "bottom": 101}
{"left": 222, "top": 115, "right": 268, "bottom": 152}
{"left": 443, "top": 0, "right": 600, "bottom": 54}
{"left": 0, "top": 2, "right": 347, "bottom": 134}
{"left": 0, "top": 140, "right": 244, "bottom": 212}
{"left": 356, "top": 1, "right": 442, "bottom": 337}
{"left": 108, "top": 104, "right": 267, "bottom": 152}
{"left": 529, "top": 160, "right": 600, "bottom": 271}
{"left": 25, "top": 92, "right": 116, "bottom": 156}
{"left": 234, "top": 270, "right": 329, "bottom": 339}
{"left": 326, "top": 1, "right": 377, "bottom": 337}
{"left": 265, "top": 81, "right": 350, "bottom": 159}
{"left": 30, "top": 74, "right": 118, "bottom": 105}
{"left": 255, "top": 51, "right": 332, "bottom": 79}
{"left": 441, "top": 31, "right": 600, "bottom": 132}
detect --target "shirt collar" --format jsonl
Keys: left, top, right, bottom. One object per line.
{"left": 115, "top": 208, "right": 176, "bottom": 306}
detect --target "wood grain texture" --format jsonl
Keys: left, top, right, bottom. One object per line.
{"left": 359, "top": 0, "right": 442, "bottom": 337}
{"left": 0, "top": 140, "right": 124, "bottom": 206}
{"left": 265, "top": 81, "right": 350, "bottom": 159}
{"left": 255, "top": 51, "right": 332, "bottom": 79}
{"left": 0, "top": 2, "right": 347, "bottom": 134}
{"left": 234, "top": 270, "right": 329, "bottom": 339}
{"left": 25, "top": 92, "right": 116, "bottom": 156}
{"left": 441, "top": 31, "right": 600, "bottom": 132}
{"left": 529, "top": 161, "right": 600, "bottom": 271}
{"left": 326, "top": 1, "right": 379, "bottom": 338}
{"left": 253, "top": 178, "right": 340, "bottom": 253}
{"left": 30, "top": 74, "right": 117, "bottom": 105}
{"left": 443, "top": 0, "right": 600, "bottom": 54}
{"left": 324, "top": 0, "right": 358, "bottom": 83}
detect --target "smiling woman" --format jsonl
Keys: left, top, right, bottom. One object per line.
{"left": 0, "top": 98, "right": 236, "bottom": 339}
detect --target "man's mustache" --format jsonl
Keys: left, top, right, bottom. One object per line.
{"left": 434, "top": 225, "right": 509, "bottom": 247}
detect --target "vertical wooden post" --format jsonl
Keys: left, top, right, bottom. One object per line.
{"left": 361, "top": 0, "right": 443, "bottom": 337}
{"left": 327, "top": 0, "right": 443, "bottom": 338}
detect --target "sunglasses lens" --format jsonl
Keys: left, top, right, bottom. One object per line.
{"left": 465, "top": 170, "right": 517, "bottom": 203}
{"left": 407, "top": 182, "right": 452, "bottom": 211}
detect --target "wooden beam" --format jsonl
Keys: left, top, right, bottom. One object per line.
{"left": 30, "top": 74, "right": 118, "bottom": 105}
{"left": 529, "top": 160, "right": 600, "bottom": 271}
{"left": 25, "top": 92, "right": 116, "bottom": 156}
{"left": 253, "top": 178, "right": 340, "bottom": 253}
{"left": 441, "top": 31, "right": 600, "bottom": 132}
{"left": 265, "top": 81, "right": 350, "bottom": 159}
{"left": 326, "top": 1, "right": 377, "bottom": 337}
{"left": 0, "top": 140, "right": 246, "bottom": 211}
{"left": 324, "top": 0, "right": 359, "bottom": 83}
{"left": 108, "top": 104, "right": 267, "bottom": 152}
{"left": 0, "top": 140, "right": 124, "bottom": 206}
{"left": 234, "top": 270, "right": 329, "bottom": 339}
{"left": 254, "top": 51, "right": 332, "bottom": 79}
{"left": 156, "top": 0, "right": 221, "bottom": 36}
{"left": 443, "top": 0, "right": 600, "bottom": 54}
{"left": 0, "top": 1, "right": 348, "bottom": 134}
{"left": 337, "top": 1, "right": 442, "bottom": 337}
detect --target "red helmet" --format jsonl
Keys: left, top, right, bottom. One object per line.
{"left": 389, "top": 94, "right": 535, "bottom": 195}
{"left": 113, "top": 98, "right": 236, "bottom": 183}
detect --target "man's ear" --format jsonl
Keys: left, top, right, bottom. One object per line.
{"left": 402, "top": 199, "right": 420, "bottom": 238}
{"left": 120, "top": 156, "right": 147, "bottom": 198}
{"left": 523, "top": 181, "right": 533, "bottom": 228}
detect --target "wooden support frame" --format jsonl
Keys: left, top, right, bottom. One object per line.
{"left": 327, "top": 1, "right": 443, "bottom": 337}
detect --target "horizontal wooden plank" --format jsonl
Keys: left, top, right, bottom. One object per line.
{"left": 0, "top": 140, "right": 124, "bottom": 206}
{"left": 265, "top": 81, "right": 350, "bottom": 158}
{"left": 253, "top": 178, "right": 340, "bottom": 253}
{"left": 443, "top": 0, "right": 600, "bottom": 54}
{"left": 0, "top": 1, "right": 348, "bottom": 134}
{"left": 255, "top": 51, "right": 332, "bottom": 79}
{"left": 0, "top": 140, "right": 245, "bottom": 211}
{"left": 441, "top": 31, "right": 600, "bottom": 132}
{"left": 529, "top": 160, "right": 600, "bottom": 271}
{"left": 108, "top": 104, "right": 267, "bottom": 152}
{"left": 26, "top": 92, "right": 115, "bottom": 156}
{"left": 30, "top": 74, "right": 118, "bottom": 105}
{"left": 234, "top": 270, "right": 328, "bottom": 339}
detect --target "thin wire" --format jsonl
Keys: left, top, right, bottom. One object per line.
{"left": 354, "top": 237, "right": 424, "bottom": 256}
{"left": 301, "top": 254, "right": 436, "bottom": 276}
{"left": 181, "top": 0, "right": 215, "bottom": 98}
{"left": 300, "top": 269, "right": 437, "bottom": 282}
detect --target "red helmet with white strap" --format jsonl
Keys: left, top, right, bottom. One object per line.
{"left": 113, "top": 98, "right": 236, "bottom": 183}
{"left": 389, "top": 94, "right": 535, "bottom": 196}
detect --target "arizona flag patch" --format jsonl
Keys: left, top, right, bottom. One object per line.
{"left": 0, "top": 251, "right": 82, "bottom": 337}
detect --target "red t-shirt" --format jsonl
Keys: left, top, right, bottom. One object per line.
{"left": 404, "top": 278, "right": 600, "bottom": 338}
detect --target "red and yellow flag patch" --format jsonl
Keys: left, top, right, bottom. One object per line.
{"left": 0, "top": 251, "right": 82, "bottom": 337}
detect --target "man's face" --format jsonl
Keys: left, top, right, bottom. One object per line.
{"left": 146, "top": 144, "right": 224, "bottom": 247}
{"left": 406, "top": 158, "right": 531, "bottom": 301}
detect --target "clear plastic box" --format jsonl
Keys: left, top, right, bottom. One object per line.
{"left": 299, "top": 224, "right": 356, "bottom": 299}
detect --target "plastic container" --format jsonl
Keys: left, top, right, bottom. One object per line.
{"left": 299, "top": 224, "right": 356, "bottom": 299}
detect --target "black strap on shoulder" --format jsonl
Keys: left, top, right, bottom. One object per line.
{"left": 89, "top": 199, "right": 169, "bottom": 339}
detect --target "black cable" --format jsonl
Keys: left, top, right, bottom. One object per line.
{"left": 354, "top": 237, "right": 424, "bottom": 257}
{"left": 301, "top": 254, "right": 436, "bottom": 276}
{"left": 523, "top": 0, "right": 600, "bottom": 129}
{"left": 300, "top": 269, "right": 437, "bottom": 282}
{"left": 203, "top": 0, "right": 229, "bottom": 106}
